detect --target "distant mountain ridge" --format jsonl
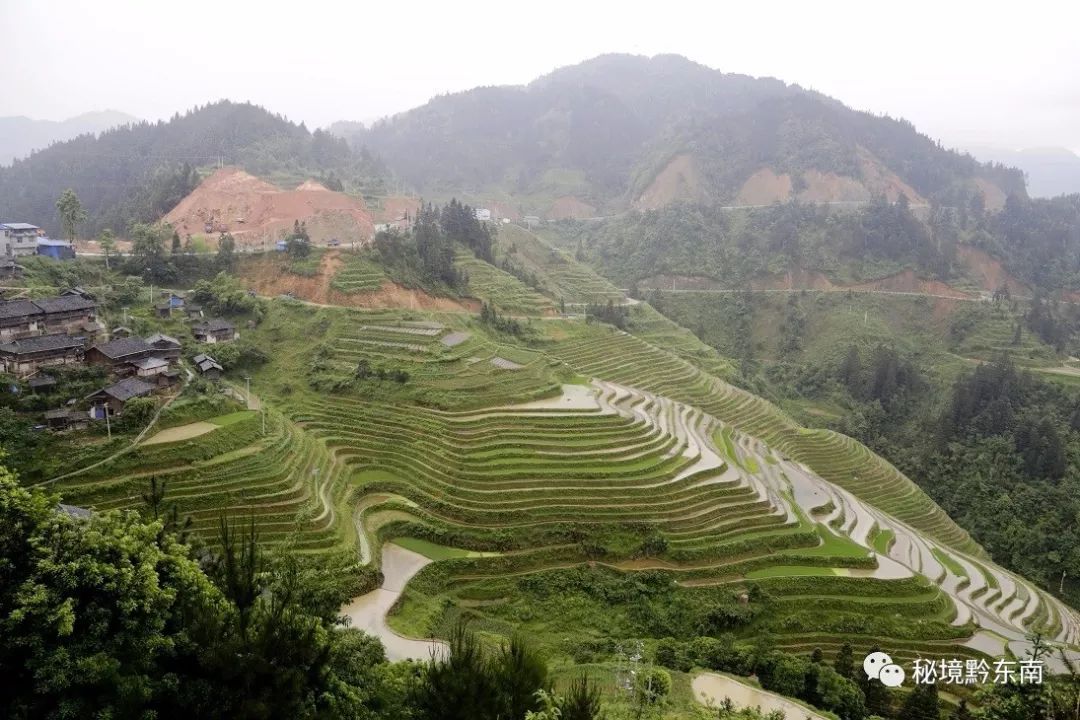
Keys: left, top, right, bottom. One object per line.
{"left": 965, "top": 145, "right": 1080, "bottom": 198}
{"left": 332, "top": 54, "right": 1024, "bottom": 217}
{"left": 0, "top": 110, "right": 138, "bottom": 165}
{"left": 0, "top": 101, "right": 385, "bottom": 237}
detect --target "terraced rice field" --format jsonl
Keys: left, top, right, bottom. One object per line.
{"left": 289, "top": 369, "right": 1079, "bottom": 663}
{"left": 55, "top": 411, "right": 354, "bottom": 555}
{"left": 330, "top": 253, "right": 387, "bottom": 293}
{"left": 322, "top": 315, "right": 561, "bottom": 407}
{"left": 455, "top": 250, "right": 557, "bottom": 315}
{"left": 52, "top": 301, "right": 1080, "bottom": 670}
{"left": 496, "top": 224, "right": 626, "bottom": 304}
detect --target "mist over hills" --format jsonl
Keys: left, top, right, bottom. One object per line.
{"left": 965, "top": 144, "right": 1080, "bottom": 198}
{"left": 333, "top": 54, "right": 1024, "bottom": 215}
{"left": 0, "top": 110, "right": 138, "bottom": 165}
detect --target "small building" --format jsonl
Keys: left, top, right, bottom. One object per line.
{"left": 85, "top": 337, "right": 157, "bottom": 368}
{"left": 0, "top": 334, "right": 86, "bottom": 377}
{"left": 184, "top": 304, "right": 204, "bottom": 319}
{"left": 523, "top": 215, "right": 541, "bottom": 228}
{"left": 275, "top": 239, "right": 288, "bottom": 251}
{"left": 110, "top": 326, "right": 133, "bottom": 338}
{"left": 155, "top": 303, "right": 172, "bottom": 318}
{"left": 145, "top": 333, "right": 182, "bottom": 360}
{"left": 45, "top": 408, "right": 85, "bottom": 430}
{"left": 0, "top": 258, "right": 22, "bottom": 278}
{"left": 62, "top": 286, "right": 95, "bottom": 300}
{"left": 36, "top": 238, "right": 76, "bottom": 260}
{"left": 130, "top": 356, "right": 169, "bottom": 378}
{"left": 474, "top": 208, "right": 492, "bottom": 222}
{"left": 157, "top": 368, "right": 181, "bottom": 388}
{"left": 193, "top": 318, "right": 237, "bottom": 344}
{"left": 1, "top": 223, "right": 42, "bottom": 257}
{"left": 86, "top": 377, "right": 156, "bottom": 417}
{"left": 193, "top": 353, "right": 223, "bottom": 380}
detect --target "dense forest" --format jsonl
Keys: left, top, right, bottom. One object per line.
{"left": 554, "top": 191, "right": 1080, "bottom": 294}
{"left": 0, "top": 101, "right": 386, "bottom": 237}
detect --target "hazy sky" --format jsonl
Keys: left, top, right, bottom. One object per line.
{"left": 3, "top": 0, "right": 1078, "bottom": 152}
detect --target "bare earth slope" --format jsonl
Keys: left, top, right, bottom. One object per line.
{"left": 165, "top": 167, "right": 374, "bottom": 247}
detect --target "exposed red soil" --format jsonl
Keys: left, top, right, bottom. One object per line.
{"left": 373, "top": 196, "right": 421, "bottom": 223}
{"left": 237, "top": 251, "right": 480, "bottom": 312}
{"left": 549, "top": 196, "right": 596, "bottom": 220}
{"left": 855, "top": 147, "right": 926, "bottom": 204}
{"left": 973, "top": 178, "right": 1007, "bottom": 212}
{"left": 736, "top": 168, "right": 793, "bottom": 205}
{"left": 164, "top": 167, "right": 374, "bottom": 248}
{"left": 635, "top": 154, "right": 704, "bottom": 209}
{"left": 956, "top": 244, "right": 1029, "bottom": 295}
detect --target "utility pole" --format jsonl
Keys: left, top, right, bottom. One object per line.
{"left": 104, "top": 405, "right": 111, "bottom": 440}
{"left": 1062, "top": 570, "right": 1067, "bottom": 595}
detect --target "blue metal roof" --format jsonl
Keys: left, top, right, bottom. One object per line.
{"left": 36, "top": 238, "right": 71, "bottom": 247}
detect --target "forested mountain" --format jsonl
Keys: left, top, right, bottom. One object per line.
{"left": 335, "top": 54, "right": 1023, "bottom": 214}
{"left": 0, "top": 101, "right": 386, "bottom": 237}
{"left": 0, "top": 110, "right": 138, "bottom": 165}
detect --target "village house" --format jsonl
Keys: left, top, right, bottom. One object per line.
{"left": 193, "top": 318, "right": 237, "bottom": 344}
{"left": 193, "top": 353, "right": 223, "bottom": 380}
{"left": 36, "top": 238, "right": 75, "bottom": 260}
{"left": 85, "top": 336, "right": 158, "bottom": 368}
{"left": 145, "top": 333, "right": 182, "bottom": 360}
{"left": 0, "top": 294, "right": 99, "bottom": 340}
{"left": 0, "top": 257, "right": 22, "bottom": 278}
{"left": 1, "top": 223, "right": 42, "bottom": 257}
{"left": 0, "top": 334, "right": 86, "bottom": 377}
{"left": 130, "top": 356, "right": 169, "bottom": 379}
{"left": 45, "top": 408, "right": 87, "bottom": 430}
{"left": 86, "top": 377, "right": 156, "bottom": 417}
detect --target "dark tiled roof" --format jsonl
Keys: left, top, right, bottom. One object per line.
{"left": 194, "top": 318, "right": 234, "bottom": 333}
{"left": 131, "top": 357, "right": 168, "bottom": 370}
{"left": 32, "top": 296, "right": 97, "bottom": 314}
{"left": 145, "top": 333, "right": 181, "bottom": 347}
{"left": 98, "top": 377, "right": 155, "bottom": 402}
{"left": 0, "top": 300, "right": 42, "bottom": 320}
{"left": 0, "top": 334, "right": 85, "bottom": 356}
{"left": 1, "top": 223, "right": 40, "bottom": 231}
{"left": 89, "top": 337, "right": 153, "bottom": 360}
{"left": 29, "top": 376, "right": 58, "bottom": 388}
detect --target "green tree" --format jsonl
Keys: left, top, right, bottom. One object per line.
{"left": 493, "top": 634, "right": 549, "bottom": 720}
{"left": 216, "top": 232, "right": 237, "bottom": 271}
{"left": 414, "top": 621, "right": 499, "bottom": 720}
{"left": 834, "top": 643, "right": 855, "bottom": 679}
{"left": 55, "top": 188, "right": 87, "bottom": 242}
{"left": 558, "top": 674, "right": 601, "bottom": 720}
{"left": 97, "top": 228, "right": 116, "bottom": 269}
{"left": 899, "top": 680, "right": 940, "bottom": 720}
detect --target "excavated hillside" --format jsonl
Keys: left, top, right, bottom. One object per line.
{"left": 164, "top": 167, "right": 374, "bottom": 247}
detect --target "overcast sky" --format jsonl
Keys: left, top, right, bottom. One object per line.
{"left": 3, "top": 0, "right": 1078, "bottom": 153}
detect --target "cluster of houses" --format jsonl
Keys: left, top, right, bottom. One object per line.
{"left": 0, "top": 288, "right": 237, "bottom": 429}
{"left": 0, "top": 223, "right": 76, "bottom": 270}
